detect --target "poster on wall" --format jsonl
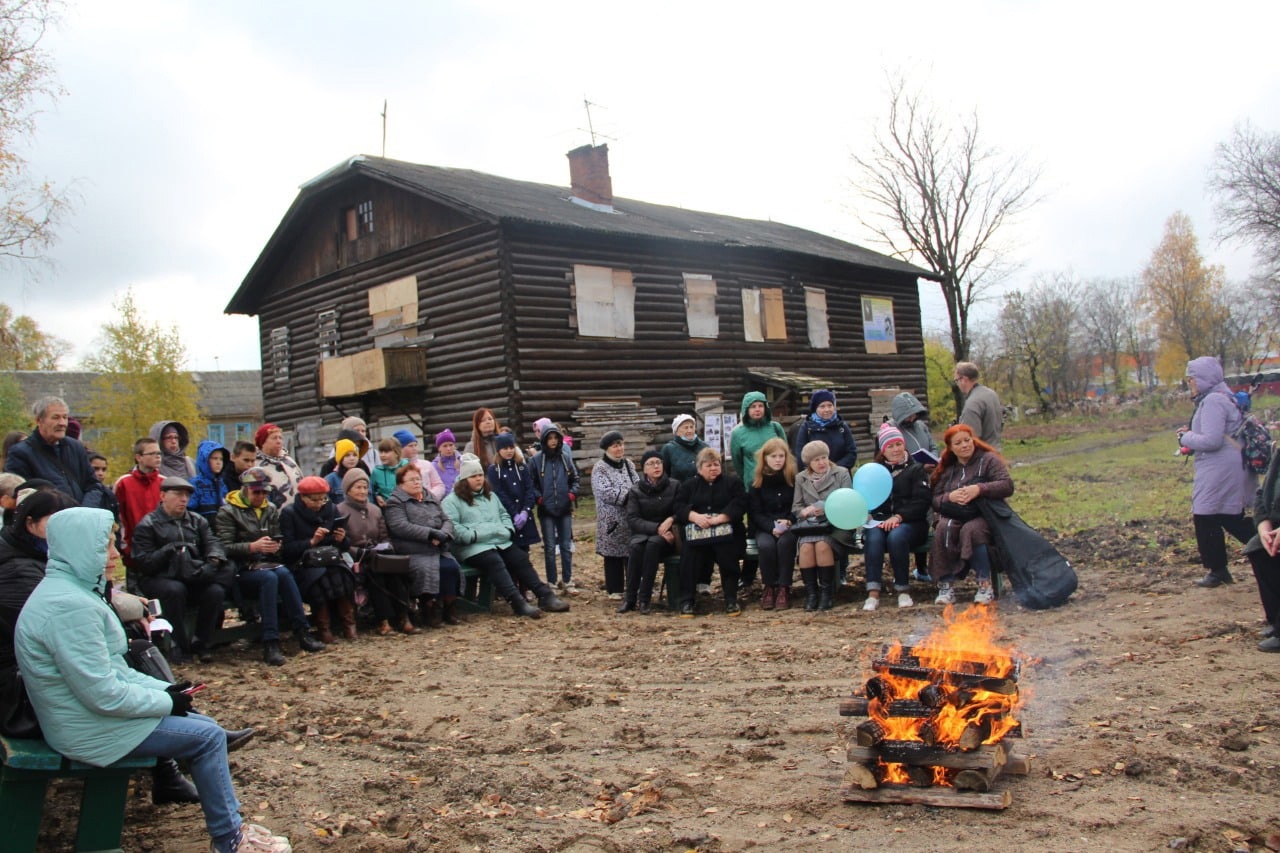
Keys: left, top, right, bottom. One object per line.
{"left": 861, "top": 296, "right": 897, "bottom": 354}
{"left": 704, "top": 414, "right": 723, "bottom": 455}
{"left": 720, "top": 413, "right": 738, "bottom": 455}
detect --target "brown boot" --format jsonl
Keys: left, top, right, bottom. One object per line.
{"left": 335, "top": 597, "right": 358, "bottom": 640}
{"left": 422, "top": 597, "right": 443, "bottom": 629}
{"left": 399, "top": 613, "right": 419, "bottom": 635}
{"left": 760, "top": 585, "right": 776, "bottom": 611}
{"left": 775, "top": 585, "right": 791, "bottom": 610}
{"left": 441, "top": 597, "right": 461, "bottom": 626}
{"left": 314, "top": 604, "right": 336, "bottom": 645}
{"left": 377, "top": 619, "right": 393, "bottom": 636}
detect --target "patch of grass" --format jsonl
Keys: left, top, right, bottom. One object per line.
{"left": 1006, "top": 430, "right": 1192, "bottom": 535}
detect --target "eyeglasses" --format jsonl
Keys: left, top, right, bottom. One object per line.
{"left": 139, "top": 451, "right": 162, "bottom": 457}
{"left": 300, "top": 494, "right": 330, "bottom": 503}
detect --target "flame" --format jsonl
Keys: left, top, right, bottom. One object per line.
{"left": 862, "top": 605, "right": 1024, "bottom": 785}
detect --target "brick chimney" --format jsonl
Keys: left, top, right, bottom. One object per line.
{"left": 566, "top": 144, "right": 613, "bottom": 208}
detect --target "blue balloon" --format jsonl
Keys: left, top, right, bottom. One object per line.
{"left": 825, "top": 488, "right": 868, "bottom": 530}
{"left": 852, "top": 463, "right": 893, "bottom": 509}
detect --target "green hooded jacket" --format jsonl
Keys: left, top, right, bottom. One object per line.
{"left": 15, "top": 508, "right": 172, "bottom": 767}
{"left": 729, "top": 391, "right": 787, "bottom": 488}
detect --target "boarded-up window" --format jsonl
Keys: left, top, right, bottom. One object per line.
{"left": 317, "top": 309, "right": 340, "bottom": 360}
{"left": 741, "top": 288, "right": 763, "bottom": 342}
{"left": 741, "top": 287, "right": 786, "bottom": 342}
{"left": 683, "top": 273, "right": 718, "bottom": 338}
{"left": 368, "top": 275, "right": 418, "bottom": 343}
{"left": 573, "top": 264, "right": 635, "bottom": 339}
{"left": 269, "top": 326, "right": 290, "bottom": 383}
{"left": 805, "top": 287, "right": 830, "bottom": 349}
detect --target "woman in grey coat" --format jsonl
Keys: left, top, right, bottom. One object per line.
{"left": 592, "top": 431, "right": 639, "bottom": 599}
{"left": 383, "top": 465, "right": 463, "bottom": 627}
{"left": 890, "top": 391, "right": 939, "bottom": 462}
{"left": 1178, "top": 356, "right": 1256, "bottom": 588}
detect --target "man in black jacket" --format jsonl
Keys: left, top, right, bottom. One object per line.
{"left": 3, "top": 397, "right": 102, "bottom": 507}
{"left": 130, "top": 477, "right": 229, "bottom": 663}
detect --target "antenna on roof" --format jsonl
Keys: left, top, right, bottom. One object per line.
{"left": 580, "top": 98, "right": 616, "bottom": 146}
{"left": 381, "top": 99, "right": 388, "bottom": 157}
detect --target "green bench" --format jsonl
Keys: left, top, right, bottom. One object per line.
{"left": 0, "top": 734, "right": 156, "bottom": 853}
{"left": 457, "top": 563, "right": 494, "bottom": 614}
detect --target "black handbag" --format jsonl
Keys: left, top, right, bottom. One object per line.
{"left": 301, "top": 545, "right": 345, "bottom": 569}
{"left": 126, "top": 638, "right": 176, "bottom": 684}
{"left": 367, "top": 552, "right": 413, "bottom": 574}
{"left": 938, "top": 500, "right": 982, "bottom": 521}
{"left": 791, "top": 517, "right": 833, "bottom": 536}
{"left": 0, "top": 672, "right": 42, "bottom": 739}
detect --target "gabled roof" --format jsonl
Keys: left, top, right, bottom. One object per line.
{"left": 228, "top": 155, "right": 934, "bottom": 315}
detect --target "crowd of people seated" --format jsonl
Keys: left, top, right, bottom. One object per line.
{"left": 1, "top": 388, "right": 1022, "bottom": 662}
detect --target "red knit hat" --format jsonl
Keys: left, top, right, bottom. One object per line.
{"left": 254, "top": 423, "right": 279, "bottom": 449}
{"left": 297, "top": 476, "right": 330, "bottom": 495}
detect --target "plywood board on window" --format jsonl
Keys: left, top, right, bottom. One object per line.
{"left": 574, "top": 264, "right": 616, "bottom": 337}
{"left": 762, "top": 288, "right": 786, "bottom": 341}
{"left": 368, "top": 275, "right": 418, "bottom": 318}
{"left": 742, "top": 288, "right": 763, "bottom": 342}
{"left": 684, "top": 273, "right": 719, "bottom": 339}
{"left": 805, "top": 287, "right": 830, "bottom": 349}
{"left": 611, "top": 269, "right": 635, "bottom": 339}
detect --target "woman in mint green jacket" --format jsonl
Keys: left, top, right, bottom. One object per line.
{"left": 15, "top": 508, "right": 290, "bottom": 853}
{"left": 442, "top": 456, "right": 569, "bottom": 619}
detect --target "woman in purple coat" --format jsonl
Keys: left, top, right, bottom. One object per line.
{"left": 1178, "top": 356, "right": 1256, "bottom": 588}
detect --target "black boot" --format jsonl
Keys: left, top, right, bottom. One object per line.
{"left": 1196, "top": 571, "right": 1234, "bottom": 588}
{"left": 421, "top": 597, "right": 443, "bottom": 629}
{"left": 152, "top": 758, "right": 200, "bottom": 805}
{"left": 538, "top": 591, "right": 570, "bottom": 612}
{"left": 818, "top": 566, "right": 835, "bottom": 610}
{"left": 262, "top": 640, "right": 285, "bottom": 666}
{"left": 295, "top": 626, "right": 326, "bottom": 653}
{"left": 617, "top": 599, "right": 636, "bottom": 613}
{"left": 509, "top": 593, "right": 543, "bottom": 619}
{"left": 801, "top": 568, "right": 819, "bottom": 612}
{"left": 817, "top": 565, "right": 835, "bottom": 611}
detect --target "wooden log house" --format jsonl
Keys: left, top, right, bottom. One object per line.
{"left": 225, "top": 145, "right": 935, "bottom": 471}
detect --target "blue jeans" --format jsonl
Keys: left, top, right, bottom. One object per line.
{"left": 539, "top": 512, "right": 574, "bottom": 584}
{"left": 238, "top": 566, "right": 308, "bottom": 641}
{"left": 126, "top": 712, "right": 240, "bottom": 848}
{"left": 863, "top": 521, "right": 925, "bottom": 591}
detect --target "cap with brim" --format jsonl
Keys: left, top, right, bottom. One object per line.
{"left": 160, "top": 476, "right": 195, "bottom": 493}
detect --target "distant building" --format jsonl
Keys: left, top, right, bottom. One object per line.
{"left": 10, "top": 370, "right": 263, "bottom": 449}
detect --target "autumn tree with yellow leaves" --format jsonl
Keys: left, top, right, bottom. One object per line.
{"left": 82, "top": 290, "right": 203, "bottom": 471}
{"left": 1140, "top": 212, "right": 1228, "bottom": 380}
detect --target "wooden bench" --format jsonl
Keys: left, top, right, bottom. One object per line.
{"left": 0, "top": 734, "right": 156, "bottom": 853}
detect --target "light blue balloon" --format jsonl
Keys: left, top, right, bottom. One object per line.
{"left": 853, "top": 463, "right": 893, "bottom": 509}
{"left": 825, "top": 488, "right": 868, "bottom": 530}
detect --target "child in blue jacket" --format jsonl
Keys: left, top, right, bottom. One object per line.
{"left": 487, "top": 432, "right": 541, "bottom": 550}
{"left": 530, "top": 425, "right": 578, "bottom": 589}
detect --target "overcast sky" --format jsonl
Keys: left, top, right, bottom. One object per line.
{"left": 5, "top": 0, "right": 1279, "bottom": 371}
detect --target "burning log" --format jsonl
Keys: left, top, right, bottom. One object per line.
{"left": 839, "top": 697, "right": 869, "bottom": 717}
{"left": 847, "top": 741, "right": 1006, "bottom": 771}
{"left": 855, "top": 719, "right": 887, "bottom": 748}
{"left": 956, "top": 719, "right": 993, "bottom": 752}
{"left": 864, "top": 676, "right": 894, "bottom": 703}
{"left": 918, "top": 683, "right": 949, "bottom": 708}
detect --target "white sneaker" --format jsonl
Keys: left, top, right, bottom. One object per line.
{"left": 897, "top": 592, "right": 914, "bottom": 608}
{"left": 934, "top": 585, "right": 956, "bottom": 605}
{"left": 862, "top": 596, "right": 879, "bottom": 611}
{"left": 226, "top": 823, "right": 291, "bottom": 853}
{"left": 973, "top": 585, "right": 995, "bottom": 605}
{"left": 608, "top": 592, "right": 623, "bottom": 601}
{"left": 696, "top": 583, "right": 711, "bottom": 596}
{"left": 563, "top": 581, "right": 577, "bottom": 593}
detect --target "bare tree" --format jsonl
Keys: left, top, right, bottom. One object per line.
{"left": 0, "top": 0, "right": 71, "bottom": 263}
{"left": 1207, "top": 278, "right": 1277, "bottom": 374}
{"left": 997, "top": 273, "right": 1083, "bottom": 414}
{"left": 853, "top": 76, "right": 1042, "bottom": 388}
{"left": 1210, "top": 122, "right": 1280, "bottom": 291}
{"left": 1079, "top": 276, "right": 1138, "bottom": 395}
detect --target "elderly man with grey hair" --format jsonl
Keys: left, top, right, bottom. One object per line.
{"left": 3, "top": 396, "right": 103, "bottom": 507}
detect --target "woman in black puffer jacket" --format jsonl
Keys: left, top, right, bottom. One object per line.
{"left": 620, "top": 450, "right": 679, "bottom": 614}
{"left": 747, "top": 438, "right": 798, "bottom": 611}
{"left": 674, "top": 448, "right": 748, "bottom": 617}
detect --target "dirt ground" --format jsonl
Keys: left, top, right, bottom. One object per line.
{"left": 37, "top": 453, "right": 1280, "bottom": 852}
